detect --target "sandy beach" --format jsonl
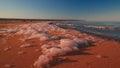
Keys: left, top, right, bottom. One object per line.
{"left": 0, "top": 21, "right": 120, "bottom": 68}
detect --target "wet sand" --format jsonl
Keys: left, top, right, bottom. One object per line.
{"left": 0, "top": 21, "right": 120, "bottom": 68}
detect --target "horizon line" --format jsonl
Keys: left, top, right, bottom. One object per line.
{"left": 0, "top": 18, "right": 85, "bottom": 21}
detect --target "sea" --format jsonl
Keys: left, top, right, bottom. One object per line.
{"left": 65, "top": 21, "right": 120, "bottom": 28}
{"left": 60, "top": 21, "right": 120, "bottom": 39}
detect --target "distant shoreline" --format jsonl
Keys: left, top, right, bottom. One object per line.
{"left": 0, "top": 18, "right": 84, "bottom": 21}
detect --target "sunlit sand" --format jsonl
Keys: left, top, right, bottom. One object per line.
{"left": 0, "top": 21, "right": 120, "bottom": 68}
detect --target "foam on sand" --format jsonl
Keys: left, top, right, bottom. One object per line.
{"left": 33, "top": 55, "right": 53, "bottom": 68}
{"left": 34, "top": 38, "right": 90, "bottom": 68}
{"left": 1, "top": 21, "right": 91, "bottom": 68}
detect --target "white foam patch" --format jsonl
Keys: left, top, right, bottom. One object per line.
{"left": 5, "top": 22, "right": 63, "bottom": 36}
{"left": 33, "top": 39, "right": 84, "bottom": 68}
{"left": 28, "top": 33, "right": 51, "bottom": 41}
{"left": 43, "top": 47, "right": 66, "bottom": 57}
{"left": 59, "top": 39, "right": 78, "bottom": 48}
{"left": 33, "top": 55, "right": 53, "bottom": 68}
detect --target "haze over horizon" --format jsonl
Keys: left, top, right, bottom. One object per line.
{"left": 0, "top": 0, "right": 120, "bottom": 21}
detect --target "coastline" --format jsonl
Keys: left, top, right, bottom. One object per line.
{"left": 57, "top": 23, "right": 120, "bottom": 42}
{"left": 0, "top": 21, "right": 120, "bottom": 68}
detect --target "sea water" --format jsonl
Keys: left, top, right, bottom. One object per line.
{"left": 61, "top": 21, "right": 120, "bottom": 39}
{"left": 65, "top": 21, "right": 120, "bottom": 28}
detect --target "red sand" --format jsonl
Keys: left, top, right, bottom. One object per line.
{"left": 0, "top": 22, "right": 120, "bottom": 68}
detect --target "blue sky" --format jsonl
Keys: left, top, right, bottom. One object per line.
{"left": 0, "top": 0, "right": 120, "bottom": 21}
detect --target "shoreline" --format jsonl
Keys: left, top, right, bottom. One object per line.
{"left": 0, "top": 21, "right": 120, "bottom": 68}
{"left": 57, "top": 24, "right": 120, "bottom": 42}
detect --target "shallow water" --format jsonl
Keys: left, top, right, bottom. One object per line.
{"left": 61, "top": 21, "right": 120, "bottom": 39}
{"left": 65, "top": 21, "right": 120, "bottom": 28}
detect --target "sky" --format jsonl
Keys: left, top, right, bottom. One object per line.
{"left": 0, "top": 0, "right": 120, "bottom": 21}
